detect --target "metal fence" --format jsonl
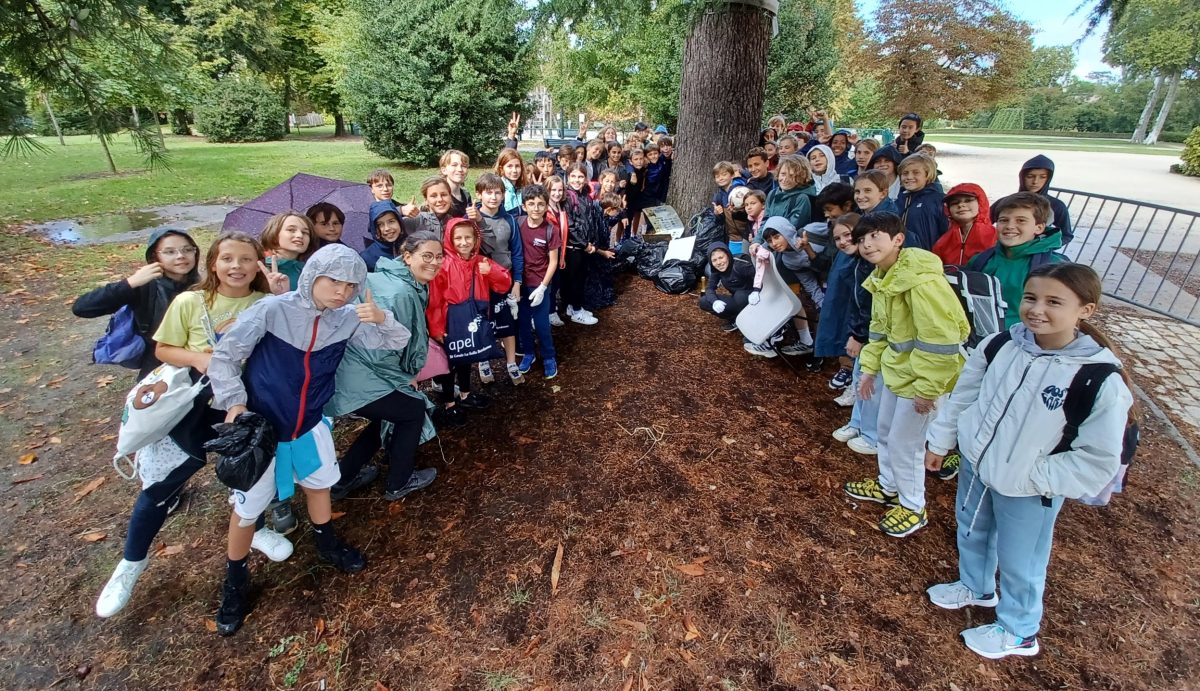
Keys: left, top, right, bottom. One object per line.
{"left": 1051, "top": 187, "right": 1200, "bottom": 326}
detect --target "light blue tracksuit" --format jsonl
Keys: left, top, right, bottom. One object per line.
{"left": 848, "top": 358, "right": 881, "bottom": 445}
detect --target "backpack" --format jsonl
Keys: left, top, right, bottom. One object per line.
{"left": 93, "top": 305, "right": 146, "bottom": 368}
{"left": 944, "top": 266, "right": 1006, "bottom": 351}
{"left": 983, "top": 331, "right": 1139, "bottom": 505}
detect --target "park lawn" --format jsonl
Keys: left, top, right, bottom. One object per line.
{"left": 930, "top": 131, "right": 1184, "bottom": 156}
{"left": 0, "top": 129, "right": 444, "bottom": 224}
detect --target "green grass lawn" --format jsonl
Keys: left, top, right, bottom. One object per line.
{"left": 0, "top": 127, "right": 441, "bottom": 224}
{"left": 929, "top": 131, "right": 1185, "bottom": 156}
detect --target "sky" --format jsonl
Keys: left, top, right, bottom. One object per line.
{"left": 857, "top": 0, "right": 1115, "bottom": 79}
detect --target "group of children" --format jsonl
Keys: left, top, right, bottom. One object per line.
{"left": 698, "top": 113, "right": 1135, "bottom": 660}
{"left": 75, "top": 113, "right": 1133, "bottom": 659}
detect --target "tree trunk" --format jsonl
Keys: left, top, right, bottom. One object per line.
{"left": 1130, "top": 73, "right": 1163, "bottom": 144}
{"left": 1145, "top": 71, "right": 1180, "bottom": 146}
{"left": 283, "top": 71, "right": 292, "bottom": 135}
{"left": 171, "top": 108, "right": 191, "bottom": 135}
{"left": 156, "top": 108, "right": 167, "bottom": 149}
{"left": 41, "top": 92, "right": 64, "bottom": 146}
{"left": 130, "top": 105, "right": 140, "bottom": 129}
{"left": 333, "top": 111, "right": 346, "bottom": 137}
{"left": 667, "top": 3, "right": 774, "bottom": 218}
{"left": 96, "top": 132, "right": 117, "bottom": 173}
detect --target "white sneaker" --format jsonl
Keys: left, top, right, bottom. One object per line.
{"left": 927, "top": 581, "right": 998, "bottom": 610}
{"left": 251, "top": 528, "right": 294, "bottom": 562}
{"left": 507, "top": 363, "right": 524, "bottom": 385}
{"left": 478, "top": 360, "right": 495, "bottom": 384}
{"left": 581, "top": 309, "right": 596, "bottom": 319}
{"left": 96, "top": 558, "right": 148, "bottom": 618}
{"left": 569, "top": 310, "right": 598, "bottom": 325}
{"left": 549, "top": 313, "right": 565, "bottom": 327}
{"left": 834, "top": 388, "right": 856, "bottom": 408}
{"left": 743, "top": 342, "right": 777, "bottom": 358}
{"left": 961, "top": 623, "right": 1040, "bottom": 660}
{"left": 847, "top": 436, "right": 877, "bottom": 455}
{"left": 832, "top": 424, "right": 860, "bottom": 442}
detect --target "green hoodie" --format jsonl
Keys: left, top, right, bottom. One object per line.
{"left": 860, "top": 248, "right": 971, "bottom": 399}
{"left": 326, "top": 257, "right": 436, "bottom": 442}
{"left": 275, "top": 257, "right": 305, "bottom": 291}
{"left": 982, "top": 232, "right": 1065, "bottom": 328}
{"left": 761, "top": 184, "right": 814, "bottom": 240}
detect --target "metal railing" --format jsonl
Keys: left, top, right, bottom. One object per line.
{"left": 1051, "top": 187, "right": 1200, "bottom": 326}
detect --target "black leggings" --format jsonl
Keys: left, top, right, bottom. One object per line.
{"left": 338, "top": 391, "right": 427, "bottom": 493}
{"left": 433, "top": 364, "right": 472, "bottom": 404}
{"left": 562, "top": 247, "right": 589, "bottom": 311}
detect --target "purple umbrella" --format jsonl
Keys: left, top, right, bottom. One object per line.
{"left": 222, "top": 173, "right": 376, "bottom": 250}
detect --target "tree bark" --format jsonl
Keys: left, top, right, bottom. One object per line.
{"left": 283, "top": 71, "right": 292, "bottom": 135}
{"left": 1130, "top": 73, "right": 1162, "bottom": 144}
{"left": 171, "top": 108, "right": 191, "bottom": 136}
{"left": 1145, "top": 71, "right": 1180, "bottom": 146}
{"left": 667, "top": 3, "right": 774, "bottom": 218}
{"left": 130, "top": 105, "right": 140, "bottom": 129}
{"left": 156, "top": 108, "right": 167, "bottom": 149}
{"left": 41, "top": 92, "right": 64, "bottom": 146}
{"left": 333, "top": 111, "right": 346, "bottom": 137}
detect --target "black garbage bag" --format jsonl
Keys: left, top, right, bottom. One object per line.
{"left": 636, "top": 242, "right": 668, "bottom": 279}
{"left": 685, "top": 210, "right": 727, "bottom": 258}
{"left": 654, "top": 259, "right": 698, "bottom": 294}
{"left": 614, "top": 236, "right": 644, "bottom": 272}
{"left": 204, "top": 411, "right": 277, "bottom": 492}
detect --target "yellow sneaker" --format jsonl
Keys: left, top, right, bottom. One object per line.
{"left": 880, "top": 505, "right": 927, "bottom": 537}
{"left": 843, "top": 477, "right": 899, "bottom": 505}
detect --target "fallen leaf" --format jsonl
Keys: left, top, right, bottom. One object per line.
{"left": 621, "top": 678, "right": 634, "bottom": 691}
{"left": 18, "top": 453, "right": 36, "bottom": 465}
{"left": 12, "top": 474, "right": 43, "bottom": 485}
{"left": 551, "top": 542, "right": 564, "bottom": 596}
{"left": 616, "top": 619, "right": 648, "bottom": 634}
{"left": 674, "top": 562, "right": 706, "bottom": 577}
{"left": 81, "top": 532, "right": 107, "bottom": 542}
{"left": 49, "top": 437, "right": 61, "bottom": 445}
{"left": 95, "top": 375, "right": 116, "bottom": 388}
{"left": 330, "top": 511, "right": 346, "bottom": 520}
{"left": 74, "top": 476, "right": 106, "bottom": 502}
{"left": 425, "top": 552, "right": 436, "bottom": 560}
{"left": 523, "top": 635, "right": 541, "bottom": 657}
{"left": 205, "top": 619, "right": 217, "bottom": 632}
{"left": 315, "top": 617, "right": 325, "bottom": 638}
{"left": 513, "top": 435, "right": 536, "bottom": 445}
{"left": 374, "top": 682, "right": 390, "bottom": 691}
{"left": 895, "top": 657, "right": 910, "bottom": 668}
{"left": 721, "top": 436, "right": 736, "bottom": 445}
{"left": 154, "top": 544, "right": 184, "bottom": 557}
{"left": 678, "top": 648, "right": 695, "bottom": 662}
{"left": 621, "top": 651, "right": 632, "bottom": 668}
{"left": 682, "top": 611, "right": 701, "bottom": 641}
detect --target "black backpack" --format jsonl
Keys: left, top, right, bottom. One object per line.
{"left": 944, "top": 266, "right": 1006, "bottom": 351}
{"left": 983, "top": 331, "right": 1139, "bottom": 505}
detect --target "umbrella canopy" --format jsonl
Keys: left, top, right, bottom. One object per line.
{"left": 222, "top": 173, "right": 377, "bottom": 250}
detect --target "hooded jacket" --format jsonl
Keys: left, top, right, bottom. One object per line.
{"left": 73, "top": 229, "right": 200, "bottom": 378}
{"left": 426, "top": 218, "right": 513, "bottom": 339}
{"left": 830, "top": 132, "right": 858, "bottom": 177}
{"left": 927, "top": 325, "right": 1132, "bottom": 501}
{"left": 814, "top": 249, "right": 857, "bottom": 358}
{"left": 896, "top": 183, "right": 949, "bottom": 252}
{"left": 271, "top": 256, "right": 305, "bottom": 291}
{"left": 868, "top": 146, "right": 904, "bottom": 199}
{"left": 969, "top": 229, "right": 1066, "bottom": 328}
{"left": 209, "top": 244, "right": 410, "bottom": 443}
{"left": 859, "top": 247, "right": 971, "bottom": 399}
{"left": 809, "top": 144, "right": 842, "bottom": 192}
{"left": 993, "top": 154, "right": 1074, "bottom": 247}
{"left": 361, "top": 200, "right": 403, "bottom": 271}
{"left": 478, "top": 207, "right": 525, "bottom": 275}
{"left": 933, "top": 183, "right": 996, "bottom": 266}
{"left": 860, "top": 197, "right": 900, "bottom": 216}
{"left": 703, "top": 241, "right": 755, "bottom": 297}
{"left": 844, "top": 253, "right": 876, "bottom": 344}
{"left": 895, "top": 115, "right": 925, "bottom": 156}
{"left": 764, "top": 184, "right": 814, "bottom": 236}
{"left": 754, "top": 216, "right": 827, "bottom": 277}
{"left": 326, "top": 256, "right": 435, "bottom": 442}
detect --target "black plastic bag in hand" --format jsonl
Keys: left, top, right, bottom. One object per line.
{"left": 204, "top": 411, "right": 277, "bottom": 492}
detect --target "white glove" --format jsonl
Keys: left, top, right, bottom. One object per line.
{"left": 712, "top": 300, "right": 726, "bottom": 314}
{"left": 748, "top": 291, "right": 761, "bottom": 306}
{"left": 529, "top": 284, "right": 547, "bottom": 307}
{"left": 507, "top": 297, "right": 519, "bottom": 319}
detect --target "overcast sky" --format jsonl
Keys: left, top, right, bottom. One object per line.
{"left": 857, "top": 0, "right": 1113, "bottom": 79}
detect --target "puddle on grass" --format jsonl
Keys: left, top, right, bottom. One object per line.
{"left": 29, "top": 204, "right": 236, "bottom": 245}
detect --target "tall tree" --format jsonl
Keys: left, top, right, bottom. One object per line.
{"left": 763, "top": 0, "right": 838, "bottom": 118}
{"left": 873, "top": 0, "right": 1033, "bottom": 119}
{"left": 1020, "top": 46, "right": 1077, "bottom": 89}
{"left": 670, "top": 2, "right": 774, "bottom": 216}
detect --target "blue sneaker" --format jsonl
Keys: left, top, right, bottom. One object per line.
{"left": 544, "top": 358, "right": 558, "bottom": 379}
{"left": 518, "top": 353, "right": 536, "bottom": 374}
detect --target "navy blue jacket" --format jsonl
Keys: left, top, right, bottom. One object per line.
{"left": 361, "top": 200, "right": 402, "bottom": 271}
{"left": 897, "top": 184, "right": 948, "bottom": 252}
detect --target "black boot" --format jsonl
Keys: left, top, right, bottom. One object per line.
{"left": 313, "top": 520, "right": 366, "bottom": 573}
{"left": 215, "top": 568, "right": 251, "bottom": 636}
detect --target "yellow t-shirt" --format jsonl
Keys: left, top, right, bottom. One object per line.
{"left": 153, "top": 290, "right": 265, "bottom": 352}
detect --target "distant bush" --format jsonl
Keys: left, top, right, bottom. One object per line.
{"left": 1178, "top": 127, "right": 1200, "bottom": 177}
{"left": 195, "top": 75, "right": 285, "bottom": 143}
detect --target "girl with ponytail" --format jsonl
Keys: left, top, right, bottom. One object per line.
{"left": 922, "top": 262, "right": 1134, "bottom": 660}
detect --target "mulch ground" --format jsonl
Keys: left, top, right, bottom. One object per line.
{"left": 1, "top": 228, "right": 1198, "bottom": 690}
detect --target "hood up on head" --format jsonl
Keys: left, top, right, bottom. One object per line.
{"left": 1019, "top": 154, "right": 1056, "bottom": 193}
{"left": 809, "top": 144, "right": 842, "bottom": 190}
{"left": 442, "top": 217, "right": 481, "bottom": 259}
{"left": 297, "top": 243, "right": 368, "bottom": 309}
{"left": 368, "top": 200, "right": 402, "bottom": 242}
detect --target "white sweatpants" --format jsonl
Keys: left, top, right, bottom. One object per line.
{"left": 875, "top": 386, "right": 933, "bottom": 512}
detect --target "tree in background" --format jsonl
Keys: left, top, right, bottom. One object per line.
{"left": 338, "top": 0, "right": 533, "bottom": 165}
{"left": 763, "top": 0, "right": 838, "bottom": 118}
{"left": 1104, "top": 0, "right": 1200, "bottom": 144}
{"left": 873, "top": 0, "right": 1033, "bottom": 119}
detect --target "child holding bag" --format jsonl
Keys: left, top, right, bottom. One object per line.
{"left": 206, "top": 244, "right": 411, "bottom": 635}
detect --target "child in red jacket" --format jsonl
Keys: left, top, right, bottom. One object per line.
{"left": 933, "top": 183, "right": 997, "bottom": 267}
{"left": 426, "top": 217, "right": 513, "bottom": 423}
